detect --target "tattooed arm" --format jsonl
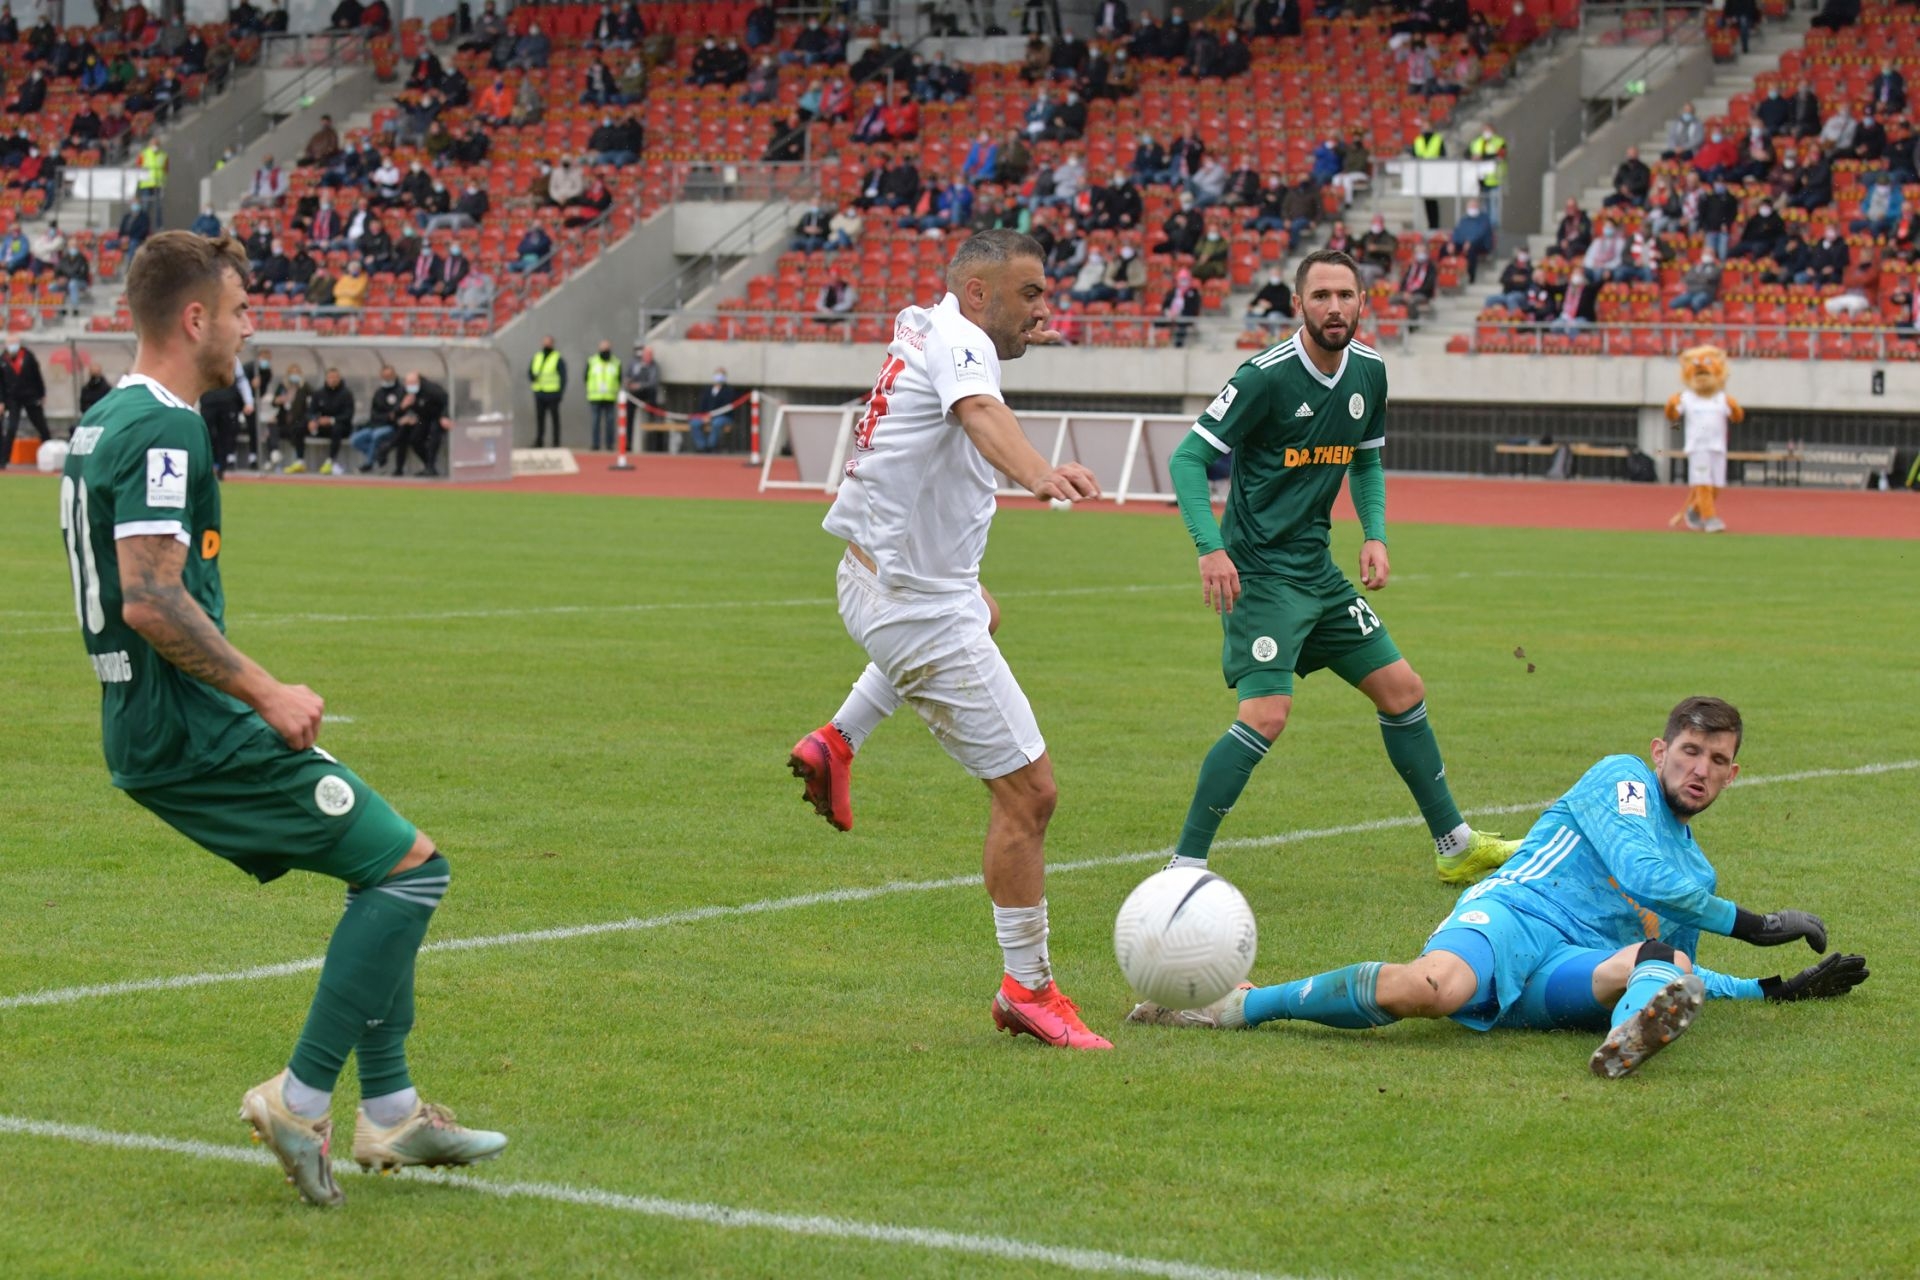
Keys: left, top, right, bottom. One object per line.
{"left": 118, "top": 534, "right": 325, "bottom": 751}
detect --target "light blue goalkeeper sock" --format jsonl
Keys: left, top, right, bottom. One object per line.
{"left": 1242, "top": 962, "right": 1397, "bottom": 1030}
{"left": 1611, "top": 959, "right": 1686, "bottom": 1028}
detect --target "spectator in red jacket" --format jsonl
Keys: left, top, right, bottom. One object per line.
{"left": 882, "top": 91, "right": 919, "bottom": 143}
{"left": 1691, "top": 129, "right": 1740, "bottom": 181}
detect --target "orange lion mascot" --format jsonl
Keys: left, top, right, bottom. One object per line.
{"left": 1665, "top": 345, "right": 1742, "bottom": 532}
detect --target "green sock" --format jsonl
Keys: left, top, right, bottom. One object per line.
{"left": 1378, "top": 702, "right": 1464, "bottom": 839}
{"left": 1174, "top": 721, "right": 1271, "bottom": 861}
{"left": 355, "top": 951, "right": 416, "bottom": 1099}
{"left": 289, "top": 854, "right": 449, "bottom": 1093}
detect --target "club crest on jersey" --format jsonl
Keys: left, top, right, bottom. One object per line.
{"left": 1457, "top": 910, "right": 1491, "bottom": 926}
{"left": 1617, "top": 780, "right": 1648, "bottom": 816}
{"left": 1348, "top": 393, "right": 1366, "bottom": 420}
{"left": 952, "top": 347, "right": 988, "bottom": 381}
{"left": 1251, "top": 636, "right": 1278, "bottom": 662}
{"left": 147, "top": 448, "right": 188, "bottom": 508}
{"left": 1205, "top": 384, "right": 1238, "bottom": 420}
{"left": 315, "top": 775, "right": 356, "bottom": 818}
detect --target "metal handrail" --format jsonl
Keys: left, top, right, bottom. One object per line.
{"left": 637, "top": 193, "right": 808, "bottom": 332}
{"left": 207, "top": 31, "right": 375, "bottom": 171}
{"left": 651, "top": 305, "right": 1411, "bottom": 352}
{"left": 1469, "top": 316, "right": 1909, "bottom": 359}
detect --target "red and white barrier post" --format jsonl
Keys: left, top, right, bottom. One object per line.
{"left": 610, "top": 395, "right": 634, "bottom": 471}
{"left": 746, "top": 389, "right": 762, "bottom": 467}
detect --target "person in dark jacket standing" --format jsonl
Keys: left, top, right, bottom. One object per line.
{"left": 0, "top": 336, "right": 48, "bottom": 466}
{"left": 529, "top": 334, "right": 566, "bottom": 447}
{"left": 393, "top": 371, "right": 453, "bottom": 476}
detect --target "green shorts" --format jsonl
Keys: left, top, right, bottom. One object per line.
{"left": 1221, "top": 571, "right": 1403, "bottom": 699}
{"left": 126, "top": 724, "right": 417, "bottom": 888}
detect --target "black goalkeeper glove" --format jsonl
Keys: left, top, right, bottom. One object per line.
{"left": 1759, "top": 952, "right": 1870, "bottom": 1002}
{"left": 1730, "top": 907, "right": 1828, "bottom": 952}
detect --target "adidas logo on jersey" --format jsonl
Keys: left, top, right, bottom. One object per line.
{"left": 1294, "top": 403, "right": 1314, "bottom": 417}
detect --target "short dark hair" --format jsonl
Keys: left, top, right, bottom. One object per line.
{"left": 1664, "top": 696, "right": 1743, "bottom": 754}
{"left": 125, "top": 231, "right": 249, "bottom": 340}
{"left": 1295, "top": 248, "right": 1364, "bottom": 299}
{"left": 946, "top": 228, "right": 1044, "bottom": 291}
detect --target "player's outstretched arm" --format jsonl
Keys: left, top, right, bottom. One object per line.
{"left": 119, "top": 535, "right": 325, "bottom": 751}
{"left": 1694, "top": 953, "right": 1869, "bottom": 1001}
{"left": 955, "top": 394, "right": 1099, "bottom": 502}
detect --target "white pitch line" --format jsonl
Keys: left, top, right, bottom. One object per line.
{"left": 2, "top": 760, "right": 1908, "bottom": 1014}
{"left": 0, "top": 568, "right": 1710, "bottom": 637}
{"left": 0, "top": 1115, "right": 1287, "bottom": 1280}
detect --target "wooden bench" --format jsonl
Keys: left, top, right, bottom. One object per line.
{"left": 1657, "top": 449, "right": 1801, "bottom": 486}
{"left": 1492, "top": 442, "right": 1633, "bottom": 477}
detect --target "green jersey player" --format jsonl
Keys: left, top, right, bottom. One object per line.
{"left": 1163, "top": 249, "right": 1518, "bottom": 885}
{"left": 58, "top": 232, "right": 503, "bottom": 1207}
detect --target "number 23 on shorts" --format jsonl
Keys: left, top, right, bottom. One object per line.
{"left": 1348, "top": 597, "right": 1381, "bottom": 636}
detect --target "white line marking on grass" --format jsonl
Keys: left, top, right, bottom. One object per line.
{"left": 0, "top": 1115, "right": 1291, "bottom": 1280}
{"left": 3, "top": 760, "right": 1907, "bottom": 1014}
{"left": 1, "top": 569, "right": 1705, "bottom": 637}
{"left": 322, "top": 714, "right": 354, "bottom": 723}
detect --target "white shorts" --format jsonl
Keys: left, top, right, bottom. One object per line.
{"left": 1687, "top": 450, "right": 1726, "bottom": 488}
{"left": 836, "top": 551, "right": 1045, "bottom": 780}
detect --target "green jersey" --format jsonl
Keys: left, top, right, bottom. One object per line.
{"left": 1189, "top": 333, "right": 1388, "bottom": 577}
{"left": 59, "top": 376, "right": 256, "bottom": 789}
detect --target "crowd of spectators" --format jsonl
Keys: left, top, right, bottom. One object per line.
{"left": 1479, "top": 40, "right": 1920, "bottom": 344}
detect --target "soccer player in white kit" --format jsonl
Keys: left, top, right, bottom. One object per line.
{"left": 786, "top": 230, "right": 1110, "bottom": 1049}
{"left": 1665, "top": 376, "right": 1743, "bottom": 533}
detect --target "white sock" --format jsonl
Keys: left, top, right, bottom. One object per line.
{"left": 281, "top": 1071, "right": 332, "bottom": 1120}
{"left": 831, "top": 664, "right": 902, "bottom": 754}
{"left": 361, "top": 1086, "right": 420, "bottom": 1128}
{"left": 1166, "top": 854, "right": 1209, "bottom": 871}
{"left": 1435, "top": 823, "right": 1473, "bottom": 858}
{"left": 993, "top": 899, "right": 1052, "bottom": 990}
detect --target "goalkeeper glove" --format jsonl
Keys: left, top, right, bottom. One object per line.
{"left": 1730, "top": 907, "right": 1827, "bottom": 952}
{"left": 1759, "top": 952, "right": 1869, "bottom": 1002}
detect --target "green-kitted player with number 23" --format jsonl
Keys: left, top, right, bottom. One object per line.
{"left": 1163, "top": 249, "right": 1520, "bottom": 887}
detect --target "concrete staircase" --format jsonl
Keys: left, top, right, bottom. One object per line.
{"left": 1401, "top": 11, "right": 1814, "bottom": 355}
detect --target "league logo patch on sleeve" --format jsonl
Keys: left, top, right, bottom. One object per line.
{"left": 1616, "top": 780, "right": 1648, "bottom": 816}
{"left": 1205, "top": 383, "right": 1238, "bottom": 420}
{"left": 146, "top": 448, "right": 188, "bottom": 508}
{"left": 952, "top": 347, "right": 989, "bottom": 381}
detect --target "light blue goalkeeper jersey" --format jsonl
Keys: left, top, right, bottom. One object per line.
{"left": 1459, "top": 754, "right": 1739, "bottom": 953}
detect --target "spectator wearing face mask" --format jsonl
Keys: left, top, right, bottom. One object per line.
{"left": 353, "top": 365, "right": 404, "bottom": 471}
{"left": 1246, "top": 268, "right": 1294, "bottom": 333}
{"left": 392, "top": 371, "right": 453, "bottom": 476}
{"left": 585, "top": 340, "right": 623, "bottom": 451}
{"left": 0, "top": 336, "right": 47, "bottom": 464}
{"left": 691, "top": 368, "right": 738, "bottom": 453}
{"left": 1450, "top": 198, "right": 1495, "bottom": 283}
{"left": 270, "top": 363, "right": 312, "bottom": 471}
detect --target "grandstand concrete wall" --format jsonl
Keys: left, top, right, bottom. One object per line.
{"left": 201, "top": 68, "right": 377, "bottom": 214}
{"left": 1542, "top": 44, "right": 1717, "bottom": 233}
{"left": 1481, "top": 41, "right": 1585, "bottom": 235}
{"left": 497, "top": 213, "right": 681, "bottom": 441}
{"left": 167, "top": 69, "right": 272, "bottom": 231}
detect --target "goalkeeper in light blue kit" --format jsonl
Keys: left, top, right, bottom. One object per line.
{"left": 1129, "top": 697, "right": 1870, "bottom": 1077}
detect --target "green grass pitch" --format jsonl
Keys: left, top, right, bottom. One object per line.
{"left": 1, "top": 479, "right": 1915, "bottom": 1279}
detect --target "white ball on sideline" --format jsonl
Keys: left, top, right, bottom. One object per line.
{"left": 1114, "top": 866, "right": 1257, "bottom": 1010}
{"left": 35, "top": 440, "right": 69, "bottom": 474}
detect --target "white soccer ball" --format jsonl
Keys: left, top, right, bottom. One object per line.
{"left": 1114, "top": 866, "right": 1258, "bottom": 1009}
{"left": 35, "top": 439, "right": 69, "bottom": 473}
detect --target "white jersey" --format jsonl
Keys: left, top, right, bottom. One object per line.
{"left": 1676, "top": 389, "right": 1732, "bottom": 454}
{"left": 823, "top": 293, "right": 1004, "bottom": 594}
